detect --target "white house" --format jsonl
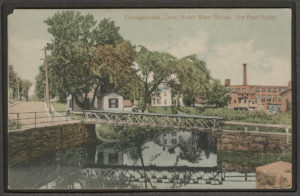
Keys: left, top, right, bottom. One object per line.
{"left": 66, "top": 92, "right": 133, "bottom": 112}
{"left": 150, "top": 82, "right": 184, "bottom": 107}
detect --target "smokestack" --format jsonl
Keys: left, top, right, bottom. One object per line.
{"left": 225, "top": 79, "right": 231, "bottom": 87}
{"left": 243, "top": 63, "right": 247, "bottom": 86}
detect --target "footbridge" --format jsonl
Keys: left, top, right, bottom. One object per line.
{"left": 82, "top": 110, "right": 224, "bottom": 133}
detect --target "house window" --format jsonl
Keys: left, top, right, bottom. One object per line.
{"left": 244, "top": 100, "right": 247, "bottom": 103}
{"left": 236, "top": 88, "right": 240, "bottom": 93}
{"left": 171, "top": 139, "right": 177, "bottom": 144}
{"left": 278, "top": 96, "right": 282, "bottom": 101}
{"left": 152, "top": 98, "right": 156, "bottom": 104}
{"left": 256, "top": 88, "right": 260, "bottom": 92}
{"left": 267, "top": 95, "right": 271, "bottom": 102}
{"left": 242, "top": 88, "right": 246, "bottom": 93}
{"left": 108, "top": 153, "right": 119, "bottom": 164}
{"left": 251, "top": 88, "right": 255, "bottom": 92}
{"left": 273, "top": 88, "right": 277, "bottom": 93}
{"left": 164, "top": 139, "right": 167, "bottom": 144}
{"left": 273, "top": 95, "right": 277, "bottom": 102}
{"left": 256, "top": 95, "right": 260, "bottom": 101}
{"left": 239, "top": 99, "right": 241, "bottom": 103}
{"left": 234, "top": 100, "right": 236, "bottom": 104}
{"left": 164, "top": 99, "right": 167, "bottom": 104}
{"left": 172, "top": 132, "right": 176, "bottom": 136}
{"left": 231, "top": 88, "right": 234, "bottom": 92}
{"left": 268, "top": 88, "right": 271, "bottom": 93}
{"left": 262, "top": 88, "right": 266, "bottom": 92}
{"left": 109, "top": 98, "right": 118, "bottom": 108}
{"left": 157, "top": 99, "right": 161, "bottom": 104}
{"left": 164, "top": 91, "right": 167, "bottom": 96}
{"left": 279, "top": 88, "right": 283, "bottom": 93}
{"left": 262, "top": 96, "right": 266, "bottom": 102}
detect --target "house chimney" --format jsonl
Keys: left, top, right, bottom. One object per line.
{"left": 243, "top": 63, "right": 247, "bottom": 85}
{"left": 225, "top": 79, "right": 231, "bottom": 87}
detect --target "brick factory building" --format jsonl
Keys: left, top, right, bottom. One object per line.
{"left": 225, "top": 64, "right": 291, "bottom": 113}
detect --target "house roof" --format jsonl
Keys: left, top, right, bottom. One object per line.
{"left": 123, "top": 100, "right": 133, "bottom": 107}
{"left": 99, "top": 91, "right": 121, "bottom": 98}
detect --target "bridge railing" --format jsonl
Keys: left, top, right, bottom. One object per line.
{"left": 8, "top": 111, "right": 82, "bottom": 130}
{"left": 224, "top": 121, "right": 291, "bottom": 133}
{"left": 82, "top": 110, "right": 225, "bottom": 132}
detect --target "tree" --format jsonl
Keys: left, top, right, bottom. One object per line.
{"left": 8, "top": 65, "right": 18, "bottom": 99}
{"left": 171, "top": 55, "right": 211, "bottom": 106}
{"left": 40, "top": 11, "right": 129, "bottom": 108}
{"left": 90, "top": 41, "right": 137, "bottom": 103}
{"left": 134, "top": 46, "right": 176, "bottom": 112}
{"left": 206, "top": 79, "right": 230, "bottom": 107}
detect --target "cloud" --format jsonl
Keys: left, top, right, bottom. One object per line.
{"left": 206, "top": 40, "right": 291, "bottom": 86}
{"left": 147, "top": 31, "right": 208, "bottom": 58}
{"left": 8, "top": 36, "right": 48, "bottom": 82}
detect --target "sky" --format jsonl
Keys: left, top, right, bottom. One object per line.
{"left": 8, "top": 9, "right": 291, "bottom": 88}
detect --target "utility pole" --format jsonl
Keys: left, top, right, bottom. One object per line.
{"left": 41, "top": 47, "right": 51, "bottom": 114}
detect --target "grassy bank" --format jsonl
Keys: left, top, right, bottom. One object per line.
{"left": 52, "top": 101, "right": 66, "bottom": 112}
{"left": 147, "top": 106, "right": 291, "bottom": 126}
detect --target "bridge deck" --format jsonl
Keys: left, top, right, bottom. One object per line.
{"left": 82, "top": 110, "right": 224, "bottom": 132}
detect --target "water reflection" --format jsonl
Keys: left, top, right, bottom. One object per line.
{"left": 8, "top": 129, "right": 255, "bottom": 190}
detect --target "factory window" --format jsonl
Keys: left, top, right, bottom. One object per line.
{"left": 273, "top": 88, "right": 277, "bottom": 93}
{"left": 262, "top": 96, "right": 266, "bottom": 102}
{"left": 236, "top": 88, "right": 240, "bottom": 93}
{"left": 262, "top": 88, "right": 266, "bottom": 92}
{"left": 273, "top": 95, "right": 277, "bottom": 102}
{"left": 242, "top": 88, "right": 246, "bottom": 93}
{"left": 251, "top": 88, "right": 255, "bottom": 92}
{"left": 267, "top": 95, "right": 271, "bottom": 102}
{"left": 256, "top": 88, "right": 260, "bottom": 92}
{"left": 268, "top": 88, "right": 271, "bottom": 93}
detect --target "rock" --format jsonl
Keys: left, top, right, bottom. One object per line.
{"left": 256, "top": 161, "right": 292, "bottom": 189}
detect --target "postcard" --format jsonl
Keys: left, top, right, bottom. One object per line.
{"left": 6, "top": 8, "right": 292, "bottom": 190}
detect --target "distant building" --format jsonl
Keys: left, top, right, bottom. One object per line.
{"left": 66, "top": 91, "right": 133, "bottom": 112}
{"left": 150, "top": 81, "right": 184, "bottom": 107}
{"left": 225, "top": 64, "right": 290, "bottom": 112}
{"left": 280, "top": 84, "right": 292, "bottom": 113}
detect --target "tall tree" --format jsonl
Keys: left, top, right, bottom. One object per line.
{"left": 171, "top": 55, "right": 211, "bottom": 106}
{"left": 90, "top": 41, "right": 136, "bottom": 104}
{"left": 134, "top": 46, "right": 176, "bottom": 112}
{"left": 206, "top": 79, "right": 230, "bottom": 107}
{"left": 42, "top": 11, "right": 128, "bottom": 109}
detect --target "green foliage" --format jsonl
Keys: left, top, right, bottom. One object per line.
{"left": 52, "top": 101, "right": 67, "bottom": 112}
{"left": 177, "top": 107, "right": 291, "bottom": 125}
{"left": 9, "top": 65, "right": 32, "bottom": 101}
{"left": 219, "top": 151, "right": 292, "bottom": 171}
{"left": 134, "top": 46, "right": 176, "bottom": 112}
{"left": 206, "top": 79, "right": 230, "bottom": 107}
{"left": 172, "top": 55, "right": 211, "bottom": 106}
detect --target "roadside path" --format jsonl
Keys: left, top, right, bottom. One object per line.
{"left": 8, "top": 101, "right": 50, "bottom": 129}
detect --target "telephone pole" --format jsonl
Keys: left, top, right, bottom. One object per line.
{"left": 41, "top": 47, "right": 51, "bottom": 114}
